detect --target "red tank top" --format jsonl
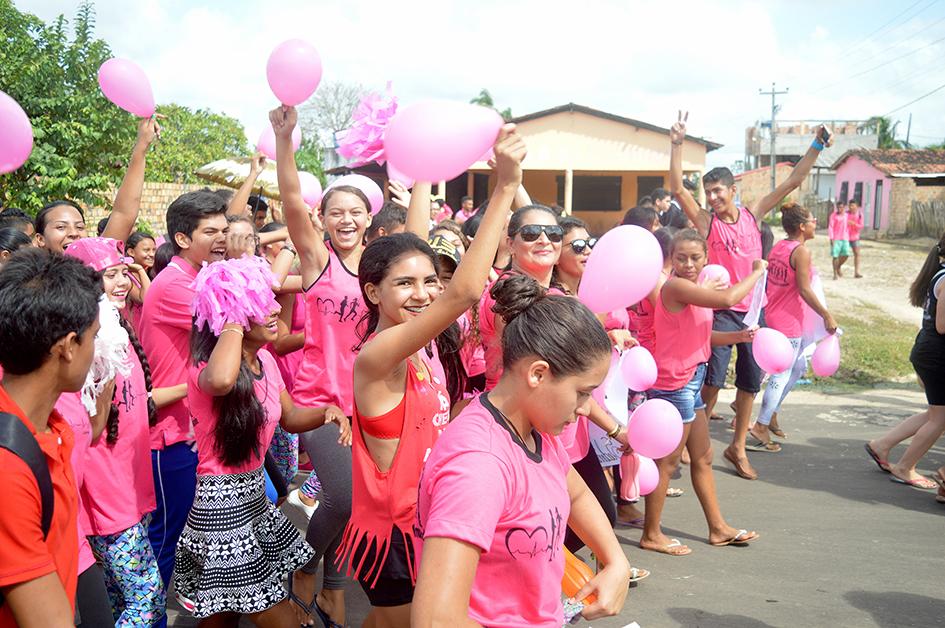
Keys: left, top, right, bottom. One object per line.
{"left": 652, "top": 281, "right": 713, "bottom": 390}
{"left": 707, "top": 207, "right": 762, "bottom": 313}
{"left": 336, "top": 356, "right": 451, "bottom": 586}
{"left": 765, "top": 240, "right": 807, "bottom": 337}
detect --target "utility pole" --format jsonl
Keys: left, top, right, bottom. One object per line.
{"left": 905, "top": 113, "right": 912, "bottom": 148}
{"left": 759, "top": 82, "right": 789, "bottom": 192}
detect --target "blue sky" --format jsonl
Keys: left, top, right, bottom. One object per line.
{"left": 19, "top": 0, "right": 945, "bottom": 168}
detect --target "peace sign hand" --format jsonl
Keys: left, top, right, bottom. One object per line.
{"left": 670, "top": 110, "right": 689, "bottom": 144}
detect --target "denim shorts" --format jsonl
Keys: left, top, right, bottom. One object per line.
{"left": 705, "top": 309, "right": 764, "bottom": 393}
{"left": 646, "top": 363, "right": 707, "bottom": 423}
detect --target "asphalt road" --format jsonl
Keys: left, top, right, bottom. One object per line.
{"left": 168, "top": 385, "right": 944, "bottom": 627}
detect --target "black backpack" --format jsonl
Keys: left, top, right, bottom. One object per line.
{"left": 0, "top": 412, "right": 54, "bottom": 607}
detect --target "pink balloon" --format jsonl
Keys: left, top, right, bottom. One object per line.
{"left": 257, "top": 125, "right": 301, "bottom": 161}
{"left": 328, "top": 174, "right": 384, "bottom": 215}
{"left": 811, "top": 333, "right": 840, "bottom": 377}
{"left": 97, "top": 58, "right": 155, "bottom": 117}
{"left": 635, "top": 455, "right": 660, "bottom": 496}
{"left": 620, "top": 346, "right": 657, "bottom": 392}
{"left": 627, "top": 399, "right": 683, "bottom": 459}
{"left": 266, "top": 39, "right": 322, "bottom": 106}
{"left": 578, "top": 226, "right": 663, "bottom": 313}
{"left": 298, "top": 171, "right": 323, "bottom": 210}
{"left": 753, "top": 327, "right": 794, "bottom": 374}
{"left": 0, "top": 90, "right": 33, "bottom": 174}
{"left": 386, "top": 161, "right": 414, "bottom": 189}
{"left": 385, "top": 100, "right": 503, "bottom": 183}
{"left": 698, "top": 264, "right": 731, "bottom": 287}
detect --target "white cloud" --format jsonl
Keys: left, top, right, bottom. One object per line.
{"left": 19, "top": 0, "right": 945, "bottom": 168}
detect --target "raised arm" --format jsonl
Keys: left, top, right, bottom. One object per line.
{"left": 405, "top": 181, "right": 434, "bottom": 238}
{"left": 752, "top": 125, "right": 831, "bottom": 222}
{"left": 356, "top": 125, "right": 526, "bottom": 379}
{"left": 196, "top": 323, "right": 244, "bottom": 395}
{"left": 669, "top": 111, "right": 710, "bottom": 237}
{"left": 270, "top": 106, "right": 329, "bottom": 287}
{"left": 227, "top": 154, "right": 266, "bottom": 217}
{"left": 103, "top": 116, "right": 161, "bottom": 242}
{"left": 664, "top": 260, "right": 767, "bottom": 310}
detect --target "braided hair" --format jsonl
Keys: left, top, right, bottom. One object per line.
{"left": 105, "top": 316, "right": 157, "bottom": 443}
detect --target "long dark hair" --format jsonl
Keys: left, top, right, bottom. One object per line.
{"left": 909, "top": 230, "right": 945, "bottom": 308}
{"left": 190, "top": 322, "right": 266, "bottom": 466}
{"left": 103, "top": 308, "right": 158, "bottom": 444}
{"left": 357, "top": 232, "right": 467, "bottom": 402}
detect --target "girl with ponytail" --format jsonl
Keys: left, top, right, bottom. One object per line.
{"left": 413, "top": 273, "right": 632, "bottom": 626}
{"left": 866, "top": 230, "right": 945, "bottom": 491}
{"left": 65, "top": 237, "right": 186, "bottom": 626}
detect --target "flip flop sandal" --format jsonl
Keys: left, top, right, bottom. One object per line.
{"left": 286, "top": 577, "right": 317, "bottom": 627}
{"left": 931, "top": 470, "right": 945, "bottom": 491}
{"left": 709, "top": 413, "right": 725, "bottom": 421}
{"left": 890, "top": 475, "right": 937, "bottom": 490}
{"left": 863, "top": 443, "right": 890, "bottom": 473}
{"left": 312, "top": 597, "right": 345, "bottom": 628}
{"left": 640, "top": 538, "right": 692, "bottom": 556}
{"left": 710, "top": 529, "right": 759, "bottom": 547}
{"left": 746, "top": 437, "right": 781, "bottom": 453}
{"left": 666, "top": 487, "right": 684, "bottom": 497}
{"left": 723, "top": 448, "right": 758, "bottom": 480}
{"left": 617, "top": 517, "right": 645, "bottom": 529}
{"left": 629, "top": 567, "right": 650, "bottom": 583}
{"left": 769, "top": 427, "right": 787, "bottom": 439}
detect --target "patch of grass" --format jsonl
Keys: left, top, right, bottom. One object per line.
{"left": 821, "top": 301, "right": 917, "bottom": 387}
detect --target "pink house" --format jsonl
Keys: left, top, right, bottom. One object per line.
{"left": 830, "top": 149, "right": 945, "bottom": 236}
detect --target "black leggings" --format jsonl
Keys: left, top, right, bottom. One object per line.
{"left": 564, "top": 447, "right": 616, "bottom": 553}
{"left": 76, "top": 563, "right": 115, "bottom": 627}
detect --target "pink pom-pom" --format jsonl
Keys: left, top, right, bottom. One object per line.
{"left": 336, "top": 82, "right": 397, "bottom": 167}
{"left": 191, "top": 256, "right": 280, "bottom": 336}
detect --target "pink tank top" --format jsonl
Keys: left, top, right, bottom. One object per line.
{"left": 707, "top": 208, "right": 762, "bottom": 313}
{"left": 765, "top": 240, "right": 807, "bottom": 338}
{"left": 293, "top": 248, "right": 366, "bottom": 414}
{"left": 81, "top": 348, "right": 156, "bottom": 535}
{"left": 337, "top": 356, "right": 451, "bottom": 585}
{"left": 653, "top": 282, "right": 713, "bottom": 390}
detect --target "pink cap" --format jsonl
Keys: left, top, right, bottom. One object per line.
{"left": 63, "top": 237, "right": 132, "bottom": 272}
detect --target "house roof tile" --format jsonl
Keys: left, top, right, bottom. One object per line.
{"left": 830, "top": 149, "right": 945, "bottom": 176}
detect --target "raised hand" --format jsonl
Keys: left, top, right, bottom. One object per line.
{"left": 136, "top": 114, "right": 164, "bottom": 148}
{"left": 492, "top": 124, "right": 527, "bottom": 188}
{"left": 388, "top": 180, "right": 411, "bottom": 208}
{"left": 268, "top": 106, "right": 297, "bottom": 140}
{"left": 250, "top": 152, "right": 267, "bottom": 174}
{"left": 815, "top": 124, "right": 834, "bottom": 148}
{"left": 670, "top": 110, "right": 688, "bottom": 145}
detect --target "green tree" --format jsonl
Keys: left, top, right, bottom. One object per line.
{"left": 295, "top": 136, "right": 326, "bottom": 186}
{"left": 0, "top": 0, "right": 136, "bottom": 211}
{"left": 470, "top": 88, "right": 512, "bottom": 121}
{"left": 863, "top": 116, "right": 904, "bottom": 149}
{"left": 147, "top": 103, "right": 248, "bottom": 183}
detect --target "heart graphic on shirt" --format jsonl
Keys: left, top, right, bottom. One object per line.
{"left": 505, "top": 526, "right": 550, "bottom": 559}
{"left": 315, "top": 297, "right": 336, "bottom": 315}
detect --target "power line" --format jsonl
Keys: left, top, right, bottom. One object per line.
{"left": 883, "top": 80, "right": 945, "bottom": 116}
{"left": 836, "top": 0, "right": 930, "bottom": 60}
{"left": 847, "top": 13, "right": 945, "bottom": 70}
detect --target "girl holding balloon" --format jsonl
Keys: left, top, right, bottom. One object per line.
{"left": 640, "top": 229, "right": 765, "bottom": 555}
{"left": 272, "top": 104, "right": 365, "bottom": 627}
{"left": 750, "top": 202, "right": 837, "bottom": 450}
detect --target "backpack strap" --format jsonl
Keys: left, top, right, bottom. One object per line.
{"left": 0, "top": 412, "right": 54, "bottom": 539}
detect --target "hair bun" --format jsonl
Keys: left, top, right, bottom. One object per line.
{"left": 490, "top": 273, "right": 547, "bottom": 324}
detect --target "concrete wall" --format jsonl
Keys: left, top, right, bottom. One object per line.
{"left": 833, "top": 156, "right": 891, "bottom": 234}
{"left": 734, "top": 163, "right": 797, "bottom": 209}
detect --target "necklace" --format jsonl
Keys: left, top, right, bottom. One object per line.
{"left": 494, "top": 404, "right": 530, "bottom": 448}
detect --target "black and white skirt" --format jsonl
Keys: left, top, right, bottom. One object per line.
{"left": 173, "top": 467, "right": 314, "bottom": 618}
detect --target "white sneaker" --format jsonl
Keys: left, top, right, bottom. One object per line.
{"left": 285, "top": 488, "right": 319, "bottom": 520}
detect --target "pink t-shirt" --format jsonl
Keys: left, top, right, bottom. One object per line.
{"left": 415, "top": 395, "right": 572, "bottom": 628}
{"left": 707, "top": 208, "right": 763, "bottom": 313}
{"left": 847, "top": 211, "right": 863, "bottom": 241}
{"left": 293, "top": 248, "right": 365, "bottom": 414}
{"left": 55, "top": 393, "right": 96, "bottom": 573}
{"left": 604, "top": 308, "right": 629, "bottom": 331}
{"left": 652, "top": 282, "right": 713, "bottom": 390}
{"left": 828, "top": 211, "right": 848, "bottom": 241}
{"left": 457, "top": 311, "right": 486, "bottom": 379}
{"left": 765, "top": 240, "right": 808, "bottom": 338}
{"left": 139, "top": 256, "right": 199, "bottom": 449}
{"left": 189, "top": 349, "right": 286, "bottom": 476}
{"left": 268, "top": 293, "right": 306, "bottom": 395}
{"left": 81, "top": 347, "right": 156, "bottom": 535}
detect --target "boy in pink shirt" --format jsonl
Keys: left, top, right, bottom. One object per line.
{"left": 139, "top": 190, "right": 229, "bottom": 614}
{"left": 846, "top": 199, "right": 865, "bottom": 278}
{"left": 828, "top": 202, "right": 851, "bottom": 280}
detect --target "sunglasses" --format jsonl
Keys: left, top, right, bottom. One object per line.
{"left": 568, "top": 238, "right": 597, "bottom": 254}
{"left": 514, "top": 224, "right": 565, "bottom": 243}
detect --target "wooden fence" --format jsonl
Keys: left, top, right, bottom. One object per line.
{"left": 908, "top": 200, "right": 945, "bottom": 238}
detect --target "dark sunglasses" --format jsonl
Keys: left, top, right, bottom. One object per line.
{"left": 568, "top": 238, "right": 597, "bottom": 254}
{"left": 514, "top": 224, "right": 565, "bottom": 243}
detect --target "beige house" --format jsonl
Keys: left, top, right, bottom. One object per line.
{"left": 329, "top": 103, "right": 721, "bottom": 235}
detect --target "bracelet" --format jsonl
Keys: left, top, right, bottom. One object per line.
{"left": 220, "top": 327, "right": 244, "bottom": 337}
{"left": 811, "top": 139, "right": 825, "bottom": 151}
{"left": 671, "top": 140, "right": 683, "bottom": 146}
{"left": 606, "top": 423, "right": 622, "bottom": 439}
{"left": 281, "top": 246, "right": 296, "bottom": 255}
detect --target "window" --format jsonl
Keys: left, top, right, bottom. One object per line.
{"left": 863, "top": 182, "right": 872, "bottom": 225}
{"left": 636, "top": 176, "right": 665, "bottom": 200}
{"left": 839, "top": 181, "right": 849, "bottom": 204}
{"left": 853, "top": 182, "right": 863, "bottom": 204}
{"left": 873, "top": 180, "right": 883, "bottom": 230}
{"left": 556, "top": 175, "right": 622, "bottom": 212}
{"left": 915, "top": 176, "right": 945, "bottom": 186}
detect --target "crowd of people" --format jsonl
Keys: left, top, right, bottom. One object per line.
{"left": 0, "top": 105, "right": 943, "bottom": 628}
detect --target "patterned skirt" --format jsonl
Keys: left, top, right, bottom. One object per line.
{"left": 173, "top": 467, "right": 314, "bottom": 618}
